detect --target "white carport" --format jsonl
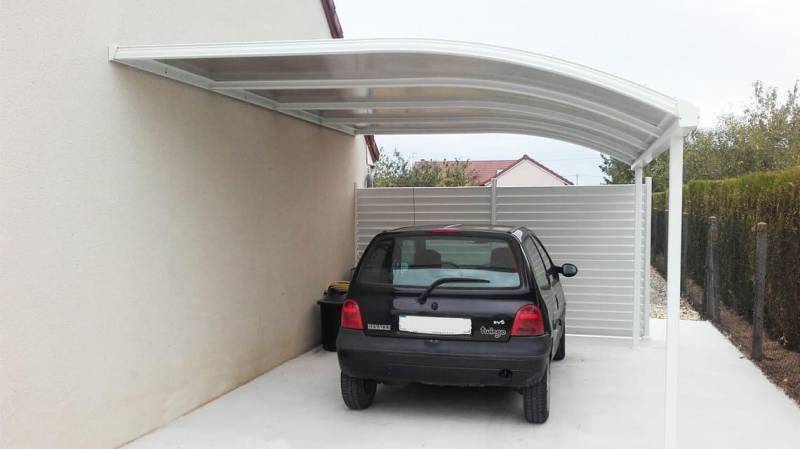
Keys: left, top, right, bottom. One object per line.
{"left": 109, "top": 38, "right": 698, "bottom": 448}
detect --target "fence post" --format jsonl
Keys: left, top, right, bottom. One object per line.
{"left": 653, "top": 211, "right": 659, "bottom": 270}
{"left": 490, "top": 178, "right": 497, "bottom": 225}
{"left": 705, "top": 217, "right": 719, "bottom": 322}
{"left": 662, "top": 208, "right": 668, "bottom": 273}
{"left": 354, "top": 182, "right": 359, "bottom": 265}
{"left": 680, "top": 213, "right": 688, "bottom": 294}
{"left": 752, "top": 222, "right": 767, "bottom": 361}
{"left": 632, "top": 167, "right": 643, "bottom": 346}
{"left": 644, "top": 177, "right": 653, "bottom": 337}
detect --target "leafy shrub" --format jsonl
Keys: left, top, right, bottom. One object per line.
{"left": 653, "top": 166, "right": 800, "bottom": 349}
{"left": 373, "top": 149, "right": 476, "bottom": 187}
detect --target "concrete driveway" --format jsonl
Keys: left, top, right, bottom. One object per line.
{"left": 125, "top": 320, "right": 800, "bottom": 449}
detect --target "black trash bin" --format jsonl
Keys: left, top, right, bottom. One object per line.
{"left": 318, "top": 290, "right": 346, "bottom": 352}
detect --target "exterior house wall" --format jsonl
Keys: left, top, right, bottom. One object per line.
{"left": 493, "top": 160, "right": 570, "bottom": 186}
{"left": 0, "top": 2, "right": 368, "bottom": 448}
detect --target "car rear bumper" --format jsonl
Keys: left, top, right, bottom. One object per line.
{"left": 336, "top": 329, "right": 551, "bottom": 388}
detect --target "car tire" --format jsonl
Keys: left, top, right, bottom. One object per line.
{"left": 553, "top": 326, "right": 566, "bottom": 361}
{"left": 523, "top": 361, "right": 550, "bottom": 423}
{"left": 340, "top": 372, "right": 377, "bottom": 410}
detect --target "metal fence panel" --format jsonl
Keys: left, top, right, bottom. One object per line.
{"left": 356, "top": 187, "right": 491, "bottom": 256}
{"left": 355, "top": 184, "right": 648, "bottom": 338}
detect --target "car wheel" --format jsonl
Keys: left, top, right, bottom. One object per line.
{"left": 523, "top": 361, "right": 550, "bottom": 423}
{"left": 553, "top": 326, "right": 566, "bottom": 361}
{"left": 340, "top": 372, "right": 377, "bottom": 410}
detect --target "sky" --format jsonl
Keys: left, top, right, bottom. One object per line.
{"left": 334, "top": 0, "right": 800, "bottom": 184}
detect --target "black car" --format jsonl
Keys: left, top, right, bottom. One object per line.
{"left": 336, "top": 224, "right": 577, "bottom": 423}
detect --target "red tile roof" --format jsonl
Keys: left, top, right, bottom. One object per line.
{"left": 415, "top": 155, "right": 573, "bottom": 186}
{"left": 465, "top": 160, "right": 517, "bottom": 185}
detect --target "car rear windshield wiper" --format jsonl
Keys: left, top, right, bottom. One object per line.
{"left": 417, "top": 277, "right": 490, "bottom": 304}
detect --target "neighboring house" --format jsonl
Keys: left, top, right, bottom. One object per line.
{"left": 1, "top": 2, "right": 372, "bottom": 449}
{"left": 420, "top": 154, "right": 573, "bottom": 186}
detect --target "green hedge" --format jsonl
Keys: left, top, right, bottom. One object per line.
{"left": 652, "top": 166, "right": 800, "bottom": 349}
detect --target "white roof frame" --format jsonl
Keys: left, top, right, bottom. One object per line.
{"left": 109, "top": 38, "right": 698, "bottom": 167}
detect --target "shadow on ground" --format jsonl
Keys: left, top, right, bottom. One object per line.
{"left": 373, "top": 383, "right": 521, "bottom": 420}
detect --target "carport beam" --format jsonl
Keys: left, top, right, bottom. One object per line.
{"left": 665, "top": 134, "right": 684, "bottom": 449}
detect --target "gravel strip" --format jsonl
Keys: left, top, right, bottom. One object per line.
{"left": 649, "top": 266, "right": 701, "bottom": 320}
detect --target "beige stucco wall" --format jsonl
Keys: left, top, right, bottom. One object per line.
{"left": 0, "top": 1, "right": 369, "bottom": 448}
{"left": 494, "top": 160, "right": 570, "bottom": 186}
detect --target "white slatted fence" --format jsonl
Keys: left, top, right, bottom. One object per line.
{"left": 355, "top": 184, "right": 649, "bottom": 338}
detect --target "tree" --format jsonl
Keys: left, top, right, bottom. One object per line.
{"left": 600, "top": 81, "right": 800, "bottom": 191}
{"left": 437, "top": 160, "right": 478, "bottom": 186}
{"left": 600, "top": 153, "right": 668, "bottom": 192}
{"left": 372, "top": 149, "right": 476, "bottom": 187}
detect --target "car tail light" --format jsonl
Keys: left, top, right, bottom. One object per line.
{"left": 341, "top": 299, "right": 364, "bottom": 330}
{"left": 511, "top": 305, "right": 545, "bottom": 336}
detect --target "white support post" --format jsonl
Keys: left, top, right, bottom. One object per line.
{"left": 632, "top": 167, "right": 643, "bottom": 346}
{"left": 644, "top": 177, "right": 653, "bottom": 337}
{"left": 490, "top": 178, "right": 498, "bottom": 225}
{"left": 665, "top": 135, "right": 684, "bottom": 449}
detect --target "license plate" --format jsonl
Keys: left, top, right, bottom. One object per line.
{"left": 399, "top": 315, "right": 471, "bottom": 335}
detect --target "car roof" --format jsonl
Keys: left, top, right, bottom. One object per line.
{"left": 387, "top": 224, "right": 526, "bottom": 234}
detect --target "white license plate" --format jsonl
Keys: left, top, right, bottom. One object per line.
{"left": 399, "top": 315, "right": 472, "bottom": 335}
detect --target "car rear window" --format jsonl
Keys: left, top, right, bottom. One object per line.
{"left": 356, "top": 234, "right": 521, "bottom": 288}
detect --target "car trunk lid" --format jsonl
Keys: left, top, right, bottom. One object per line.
{"left": 356, "top": 290, "right": 530, "bottom": 342}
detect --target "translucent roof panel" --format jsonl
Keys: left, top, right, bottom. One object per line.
{"left": 109, "top": 38, "right": 699, "bottom": 166}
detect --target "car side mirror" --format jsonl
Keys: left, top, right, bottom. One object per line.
{"left": 558, "top": 263, "right": 578, "bottom": 277}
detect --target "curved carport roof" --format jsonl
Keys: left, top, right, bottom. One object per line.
{"left": 109, "top": 38, "right": 696, "bottom": 448}
{"left": 109, "top": 38, "right": 698, "bottom": 167}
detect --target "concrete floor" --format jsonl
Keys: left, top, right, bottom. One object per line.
{"left": 125, "top": 320, "right": 800, "bottom": 449}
